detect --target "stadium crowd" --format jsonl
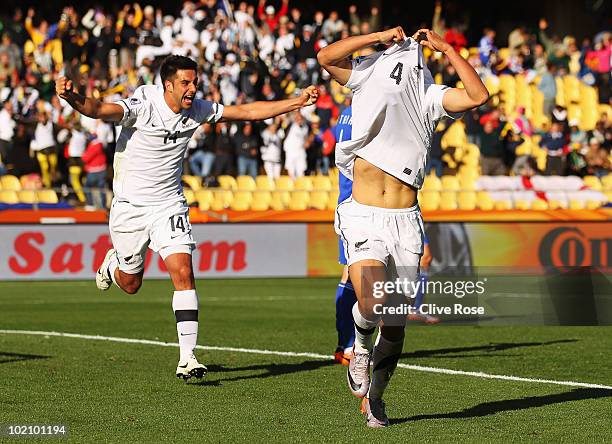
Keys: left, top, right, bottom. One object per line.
{"left": 0, "top": 0, "right": 610, "bottom": 208}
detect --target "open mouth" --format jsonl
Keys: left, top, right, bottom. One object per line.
{"left": 183, "top": 95, "right": 194, "bottom": 105}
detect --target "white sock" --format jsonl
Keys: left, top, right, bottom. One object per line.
{"left": 352, "top": 303, "right": 378, "bottom": 354}
{"left": 367, "top": 332, "right": 404, "bottom": 400}
{"left": 172, "top": 290, "right": 199, "bottom": 361}
{"left": 108, "top": 254, "right": 119, "bottom": 286}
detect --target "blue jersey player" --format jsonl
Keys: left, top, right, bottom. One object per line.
{"left": 334, "top": 105, "right": 358, "bottom": 365}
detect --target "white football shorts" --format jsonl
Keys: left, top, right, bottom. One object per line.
{"left": 109, "top": 198, "right": 195, "bottom": 274}
{"left": 335, "top": 197, "right": 424, "bottom": 283}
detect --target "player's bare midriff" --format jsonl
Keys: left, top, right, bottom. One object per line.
{"left": 351, "top": 157, "right": 418, "bottom": 209}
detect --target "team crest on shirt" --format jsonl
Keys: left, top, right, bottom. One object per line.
{"left": 129, "top": 98, "right": 141, "bottom": 105}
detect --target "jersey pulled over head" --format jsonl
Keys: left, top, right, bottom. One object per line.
{"left": 160, "top": 55, "right": 199, "bottom": 112}
{"left": 335, "top": 38, "right": 462, "bottom": 189}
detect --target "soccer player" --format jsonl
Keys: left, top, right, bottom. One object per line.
{"left": 55, "top": 55, "right": 319, "bottom": 380}
{"left": 333, "top": 104, "right": 357, "bottom": 366}
{"left": 318, "top": 28, "right": 488, "bottom": 427}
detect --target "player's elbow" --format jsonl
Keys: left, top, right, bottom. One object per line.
{"left": 316, "top": 49, "right": 331, "bottom": 69}
{"left": 475, "top": 89, "right": 489, "bottom": 107}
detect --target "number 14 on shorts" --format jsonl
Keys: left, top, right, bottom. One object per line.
{"left": 169, "top": 212, "right": 190, "bottom": 233}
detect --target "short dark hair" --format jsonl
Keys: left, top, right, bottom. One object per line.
{"left": 160, "top": 55, "right": 198, "bottom": 89}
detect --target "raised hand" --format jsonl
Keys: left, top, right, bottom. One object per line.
{"left": 300, "top": 86, "right": 319, "bottom": 106}
{"left": 412, "top": 29, "right": 451, "bottom": 53}
{"left": 55, "top": 77, "right": 74, "bottom": 100}
{"left": 376, "top": 26, "right": 406, "bottom": 45}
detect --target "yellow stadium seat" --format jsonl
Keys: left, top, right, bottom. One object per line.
{"left": 236, "top": 175, "right": 256, "bottom": 191}
{"left": 182, "top": 175, "right": 201, "bottom": 191}
{"left": 422, "top": 175, "right": 442, "bottom": 192}
{"left": 309, "top": 191, "right": 329, "bottom": 210}
{"left": 547, "top": 200, "right": 565, "bottom": 210}
{"left": 603, "top": 177, "right": 612, "bottom": 191}
{"left": 477, "top": 191, "right": 494, "bottom": 210}
{"left": 211, "top": 190, "right": 233, "bottom": 211}
{"left": 183, "top": 189, "right": 196, "bottom": 206}
{"left": 328, "top": 191, "right": 340, "bottom": 210}
{"left": 494, "top": 200, "right": 513, "bottom": 210}
{"left": 0, "top": 190, "right": 19, "bottom": 204}
{"left": 294, "top": 176, "right": 314, "bottom": 191}
{"left": 313, "top": 175, "right": 333, "bottom": 191}
{"left": 439, "top": 191, "right": 458, "bottom": 210}
{"left": 1, "top": 175, "right": 21, "bottom": 191}
{"left": 605, "top": 191, "right": 612, "bottom": 203}
{"left": 271, "top": 191, "right": 290, "bottom": 210}
{"left": 230, "top": 191, "right": 253, "bottom": 211}
{"left": 218, "top": 175, "right": 237, "bottom": 191}
{"left": 568, "top": 199, "right": 585, "bottom": 210}
{"left": 289, "top": 191, "right": 310, "bottom": 211}
{"left": 251, "top": 191, "right": 272, "bottom": 211}
{"left": 18, "top": 190, "right": 37, "bottom": 204}
{"left": 275, "top": 176, "right": 294, "bottom": 191}
{"left": 582, "top": 175, "right": 602, "bottom": 191}
{"left": 196, "top": 190, "right": 214, "bottom": 211}
{"left": 420, "top": 191, "right": 440, "bottom": 211}
{"left": 585, "top": 200, "right": 602, "bottom": 210}
{"left": 514, "top": 199, "right": 531, "bottom": 210}
{"left": 457, "top": 191, "right": 477, "bottom": 210}
{"left": 255, "top": 175, "right": 275, "bottom": 191}
{"left": 531, "top": 199, "right": 548, "bottom": 210}
{"left": 459, "top": 175, "right": 477, "bottom": 191}
{"left": 37, "top": 189, "right": 59, "bottom": 204}
{"left": 441, "top": 175, "right": 460, "bottom": 191}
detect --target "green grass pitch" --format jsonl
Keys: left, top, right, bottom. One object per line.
{"left": 0, "top": 278, "right": 610, "bottom": 442}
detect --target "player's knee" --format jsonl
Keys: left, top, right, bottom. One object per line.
{"left": 173, "top": 265, "right": 194, "bottom": 288}
{"left": 122, "top": 275, "right": 143, "bottom": 294}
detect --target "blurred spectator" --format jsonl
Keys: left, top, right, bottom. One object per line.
{"left": 81, "top": 135, "right": 107, "bottom": 209}
{"left": 234, "top": 122, "right": 260, "bottom": 178}
{"left": 30, "top": 110, "right": 58, "bottom": 187}
{"left": 322, "top": 11, "right": 344, "bottom": 43}
{"left": 189, "top": 124, "right": 216, "bottom": 178}
{"left": 261, "top": 119, "right": 284, "bottom": 179}
{"left": 538, "top": 63, "right": 557, "bottom": 117}
{"left": 585, "top": 138, "right": 610, "bottom": 178}
{"left": 514, "top": 107, "right": 534, "bottom": 137}
{"left": 0, "top": 101, "right": 15, "bottom": 162}
{"left": 258, "top": 0, "right": 289, "bottom": 33}
{"left": 427, "top": 119, "right": 451, "bottom": 177}
{"left": 540, "top": 121, "right": 568, "bottom": 175}
{"left": 478, "top": 112, "right": 507, "bottom": 175}
{"left": 284, "top": 111, "right": 308, "bottom": 179}
{"left": 212, "top": 122, "right": 234, "bottom": 177}
{"left": 349, "top": 5, "right": 380, "bottom": 35}
{"left": 305, "top": 116, "right": 323, "bottom": 175}
{"left": 479, "top": 28, "right": 497, "bottom": 67}
{"left": 314, "top": 84, "right": 338, "bottom": 130}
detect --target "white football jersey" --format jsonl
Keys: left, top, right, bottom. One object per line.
{"left": 113, "top": 85, "right": 223, "bottom": 205}
{"left": 336, "top": 38, "right": 461, "bottom": 188}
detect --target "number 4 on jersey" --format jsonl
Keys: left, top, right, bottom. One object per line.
{"left": 390, "top": 62, "right": 403, "bottom": 85}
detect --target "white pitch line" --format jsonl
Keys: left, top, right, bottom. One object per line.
{"left": 1, "top": 329, "right": 611, "bottom": 391}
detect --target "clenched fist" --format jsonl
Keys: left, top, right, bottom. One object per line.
{"left": 55, "top": 77, "right": 74, "bottom": 100}
{"left": 376, "top": 26, "right": 406, "bottom": 45}
{"left": 300, "top": 85, "right": 319, "bottom": 106}
{"left": 412, "top": 29, "right": 451, "bottom": 53}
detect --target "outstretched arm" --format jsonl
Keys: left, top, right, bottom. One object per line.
{"left": 317, "top": 27, "right": 406, "bottom": 85}
{"left": 55, "top": 77, "right": 124, "bottom": 122}
{"left": 415, "top": 29, "right": 489, "bottom": 112}
{"left": 221, "top": 86, "right": 319, "bottom": 122}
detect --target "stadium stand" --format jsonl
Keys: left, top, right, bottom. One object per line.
{"left": 0, "top": 2, "right": 608, "bottom": 214}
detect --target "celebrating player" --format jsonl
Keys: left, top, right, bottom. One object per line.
{"left": 318, "top": 28, "right": 488, "bottom": 427}
{"left": 56, "top": 55, "right": 319, "bottom": 381}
